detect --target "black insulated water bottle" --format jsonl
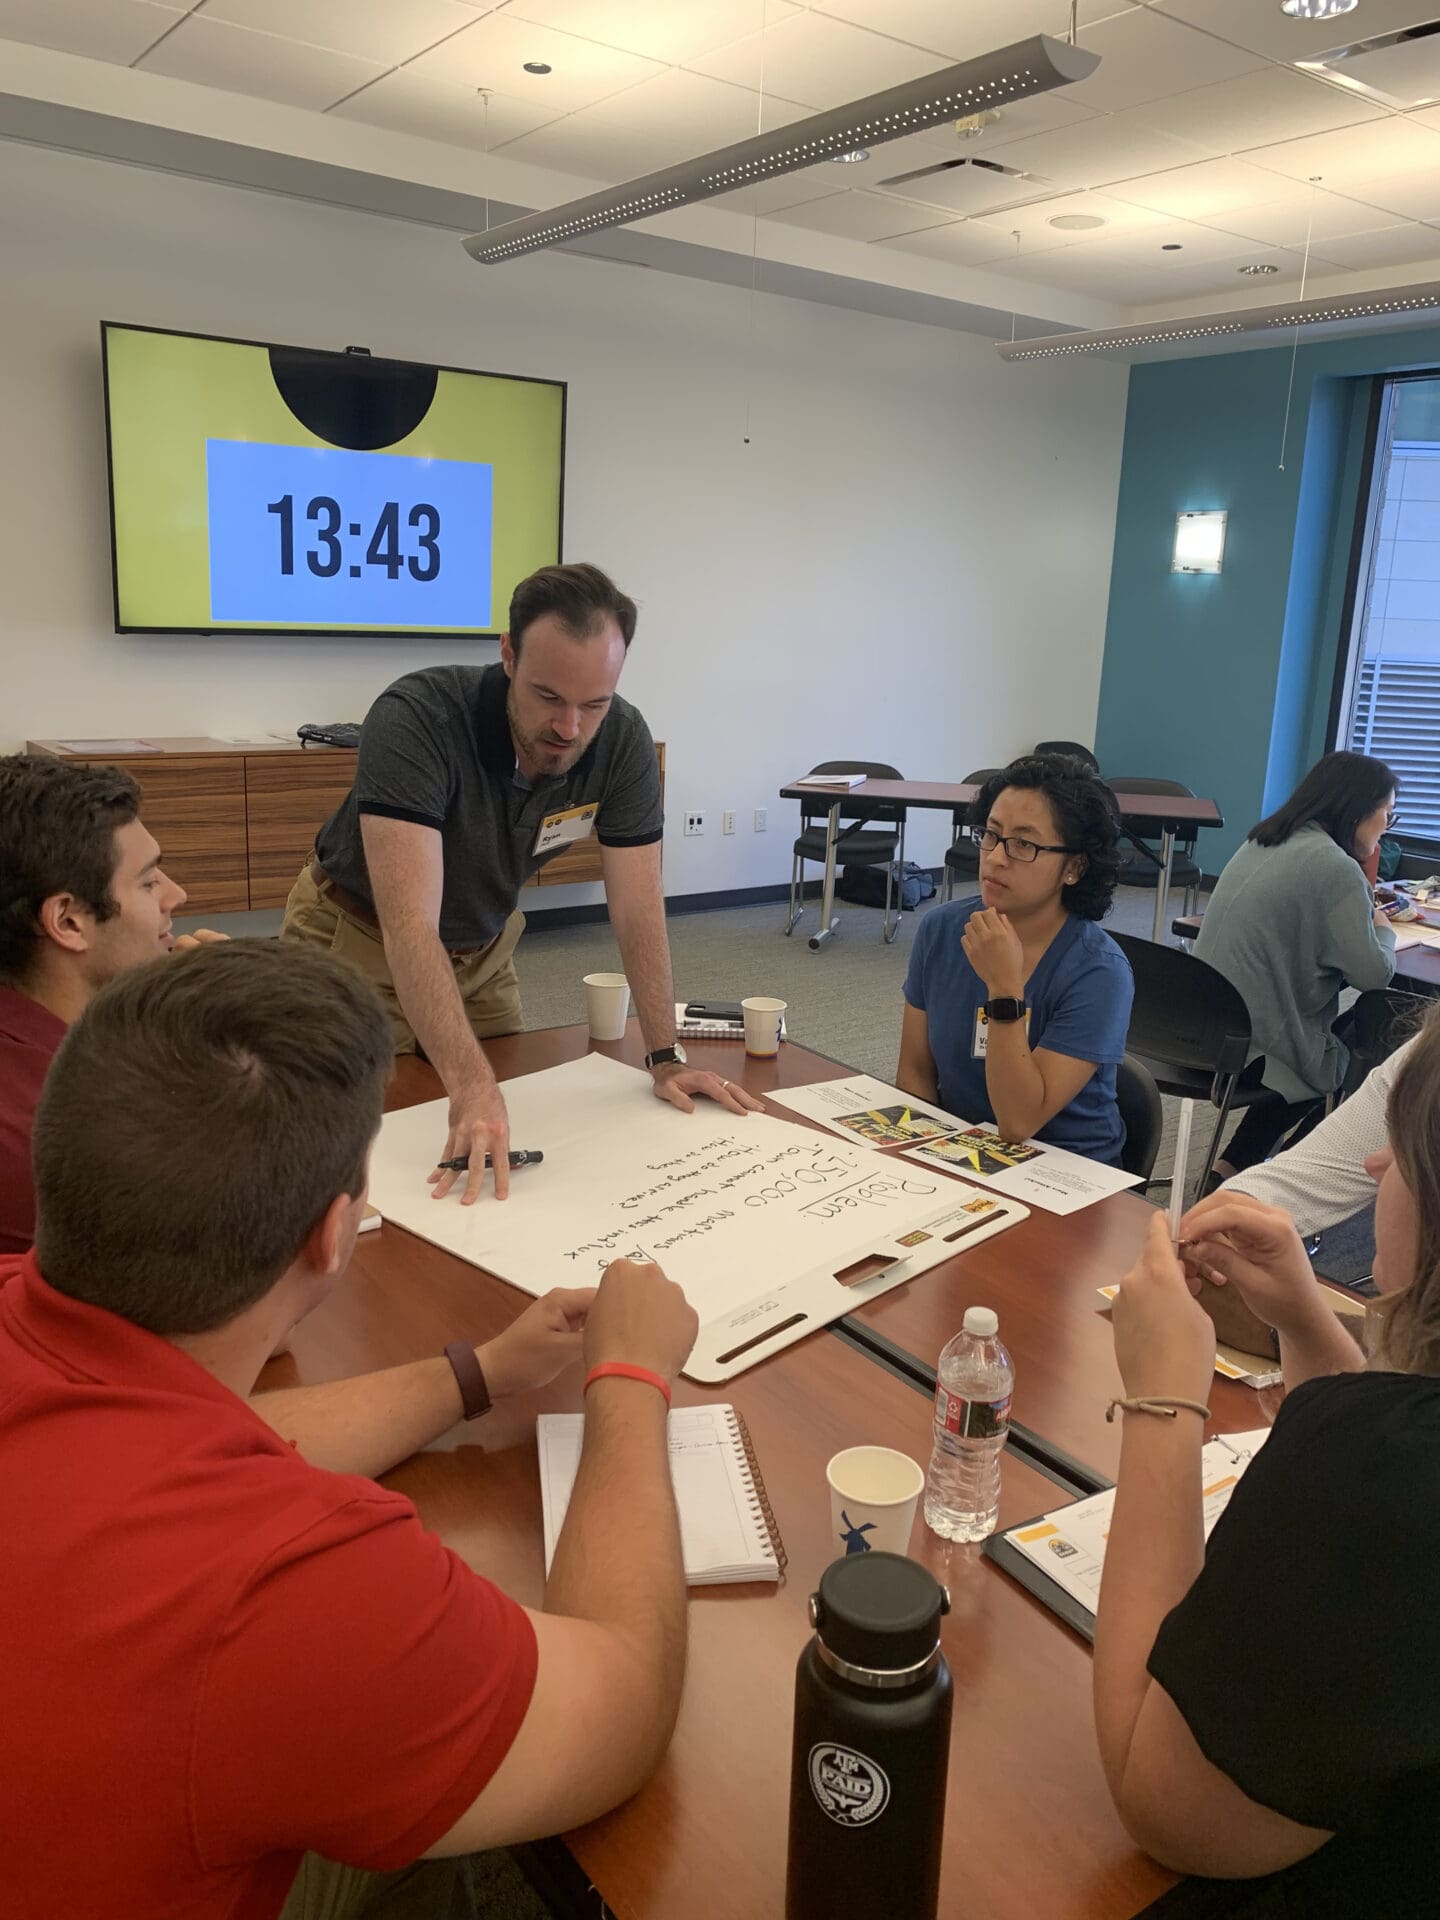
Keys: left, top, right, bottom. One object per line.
{"left": 785, "top": 1552, "right": 952, "bottom": 1920}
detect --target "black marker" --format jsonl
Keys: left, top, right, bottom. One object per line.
{"left": 437, "top": 1150, "right": 545, "bottom": 1173}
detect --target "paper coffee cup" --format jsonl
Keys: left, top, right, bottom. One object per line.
{"left": 742, "top": 995, "right": 786, "bottom": 1058}
{"left": 826, "top": 1446, "right": 923, "bottom": 1560}
{"left": 583, "top": 972, "right": 631, "bottom": 1042}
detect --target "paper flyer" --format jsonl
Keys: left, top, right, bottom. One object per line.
{"left": 905, "top": 1128, "right": 1141, "bottom": 1216}
{"left": 1006, "top": 1428, "right": 1271, "bottom": 1616}
{"left": 765, "top": 1075, "right": 959, "bottom": 1148}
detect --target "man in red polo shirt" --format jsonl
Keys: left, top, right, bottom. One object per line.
{"left": 1, "top": 940, "right": 694, "bottom": 1919}
{"left": 0, "top": 752, "right": 223, "bottom": 1253}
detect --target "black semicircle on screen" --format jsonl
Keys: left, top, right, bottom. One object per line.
{"left": 267, "top": 346, "right": 439, "bottom": 451}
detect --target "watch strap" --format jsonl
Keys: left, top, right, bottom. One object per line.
{"left": 444, "top": 1342, "right": 492, "bottom": 1421}
{"left": 645, "top": 1045, "right": 684, "bottom": 1069}
{"left": 985, "top": 997, "right": 1028, "bottom": 1023}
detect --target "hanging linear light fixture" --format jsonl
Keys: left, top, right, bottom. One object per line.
{"left": 464, "top": 34, "right": 1098, "bottom": 265}
{"left": 996, "top": 276, "right": 1440, "bottom": 361}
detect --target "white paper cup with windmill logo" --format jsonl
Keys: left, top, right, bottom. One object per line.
{"left": 826, "top": 1447, "right": 923, "bottom": 1560}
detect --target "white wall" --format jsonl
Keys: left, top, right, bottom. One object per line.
{"left": 0, "top": 141, "right": 1128, "bottom": 904}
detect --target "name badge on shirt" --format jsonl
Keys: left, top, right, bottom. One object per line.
{"left": 533, "top": 802, "right": 598, "bottom": 858}
{"left": 973, "top": 1007, "right": 1030, "bottom": 1058}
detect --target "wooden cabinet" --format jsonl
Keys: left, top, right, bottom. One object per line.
{"left": 28, "top": 736, "right": 665, "bottom": 912}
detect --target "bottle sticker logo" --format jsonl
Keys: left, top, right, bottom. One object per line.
{"left": 933, "top": 1384, "right": 1012, "bottom": 1441}
{"left": 808, "top": 1742, "right": 891, "bottom": 1827}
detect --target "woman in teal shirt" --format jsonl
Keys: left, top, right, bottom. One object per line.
{"left": 899, "top": 755, "right": 1133, "bottom": 1164}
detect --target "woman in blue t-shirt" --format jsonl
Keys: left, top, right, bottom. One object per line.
{"left": 899, "top": 754, "right": 1134, "bottom": 1164}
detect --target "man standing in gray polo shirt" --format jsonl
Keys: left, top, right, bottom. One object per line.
{"left": 281, "top": 562, "right": 760, "bottom": 1200}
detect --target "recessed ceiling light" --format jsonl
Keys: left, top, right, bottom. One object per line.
{"left": 1239, "top": 261, "right": 1282, "bottom": 274}
{"left": 1162, "top": 243, "right": 1183, "bottom": 251}
{"left": 1280, "top": 0, "right": 1358, "bottom": 18}
{"left": 523, "top": 61, "right": 552, "bottom": 74}
{"left": 1049, "top": 212, "right": 1106, "bottom": 230}
{"left": 835, "top": 149, "right": 870, "bottom": 164}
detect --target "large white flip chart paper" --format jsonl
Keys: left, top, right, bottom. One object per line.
{"left": 366, "top": 1054, "right": 1027, "bottom": 1380}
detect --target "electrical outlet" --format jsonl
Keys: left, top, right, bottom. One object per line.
{"left": 753, "top": 807, "right": 767, "bottom": 832}
{"left": 685, "top": 811, "right": 706, "bottom": 836}
{"left": 722, "top": 810, "right": 736, "bottom": 835}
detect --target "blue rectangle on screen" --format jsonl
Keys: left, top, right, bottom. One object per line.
{"left": 206, "top": 440, "right": 492, "bottom": 629}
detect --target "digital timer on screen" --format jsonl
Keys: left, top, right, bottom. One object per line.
{"left": 102, "top": 324, "right": 565, "bottom": 636}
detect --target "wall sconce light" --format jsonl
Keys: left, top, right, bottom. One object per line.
{"left": 1172, "top": 510, "right": 1227, "bottom": 574}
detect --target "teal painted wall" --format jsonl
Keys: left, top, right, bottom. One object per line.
{"left": 1094, "top": 324, "right": 1440, "bottom": 867}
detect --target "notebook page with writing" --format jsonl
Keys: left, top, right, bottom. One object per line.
{"left": 537, "top": 1404, "right": 781, "bottom": 1585}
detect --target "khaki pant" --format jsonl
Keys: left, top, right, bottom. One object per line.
{"left": 279, "top": 1854, "right": 475, "bottom": 1920}
{"left": 281, "top": 864, "right": 524, "bottom": 1056}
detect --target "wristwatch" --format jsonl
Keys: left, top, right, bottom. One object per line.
{"left": 444, "top": 1342, "right": 492, "bottom": 1421}
{"left": 645, "top": 1044, "right": 688, "bottom": 1070}
{"left": 984, "top": 997, "right": 1028, "bottom": 1023}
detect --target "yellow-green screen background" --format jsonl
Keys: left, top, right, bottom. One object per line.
{"left": 104, "top": 324, "right": 564, "bottom": 632}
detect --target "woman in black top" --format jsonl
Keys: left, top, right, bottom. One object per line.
{"left": 1095, "top": 1009, "right": 1440, "bottom": 1916}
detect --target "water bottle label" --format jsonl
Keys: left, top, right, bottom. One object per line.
{"left": 807, "top": 1742, "right": 891, "bottom": 1827}
{"left": 934, "top": 1384, "right": 1011, "bottom": 1440}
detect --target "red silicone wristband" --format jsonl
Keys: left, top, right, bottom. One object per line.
{"left": 583, "top": 1362, "right": 672, "bottom": 1409}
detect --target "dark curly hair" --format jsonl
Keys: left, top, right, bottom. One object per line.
{"left": 970, "top": 754, "right": 1121, "bottom": 922}
{"left": 0, "top": 754, "right": 140, "bottom": 983}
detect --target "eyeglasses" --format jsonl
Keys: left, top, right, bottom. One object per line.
{"left": 976, "top": 828, "right": 1077, "bottom": 863}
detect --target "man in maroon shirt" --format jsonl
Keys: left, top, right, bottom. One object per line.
{"left": 2, "top": 938, "right": 694, "bottom": 1919}
{"left": 0, "top": 752, "right": 223, "bottom": 1252}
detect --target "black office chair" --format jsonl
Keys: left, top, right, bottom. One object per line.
{"left": 1034, "top": 740, "right": 1099, "bottom": 772}
{"left": 941, "top": 767, "right": 1003, "bottom": 903}
{"left": 1110, "top": 931, "right": 1270, "bottom": 1199}
{"left": 1115, "top": 1053, "right": 1163, "bottom": 1184}
{"left": 1107, "top": 776, "right": 1204, "bottom": 916}
{"left": 786, "top": 760, "right": 907, "bottom": 945}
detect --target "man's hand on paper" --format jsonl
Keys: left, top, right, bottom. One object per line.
{"left": 479, "top": 1288, "right": 596, "bottom": 1400}
{"left": 650, "top": 1063, "right": 765, "bottom": 1118}
{"left": 430, "top": 1067, "right": 511, "bottom": 1203}
{"left": 1178, "top": 1191, "right": 1328, "bottom": 1339}
{"left": 960, "top": 906, "right": 1025, "bottom": 998}
{"left": 1113, "top": 1213, "right": 1215, "bottom": 1404}
{"left": 585, "top": 1258, "right": 699, "bottom": 1384}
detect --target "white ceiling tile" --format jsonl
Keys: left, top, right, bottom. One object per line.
{"left": 1240, "top": 116, "right": 1440, "bottom": 187}
{"left": 199, "top": 0, "right": 478, "bottom": 68}
{"left": 502, "top": 0, "right": 799, "bottom": 66}
{"left": 994, "top": 232, "right": 1326, "bottom": 303}
{"left": 1106, "top": 157, "right": 1312, "bottom": 219}
{"left": 0, "top": 0, "right": 181, "bottom": 65}
{"left": 1122, "top": 64, "right": 1387, "bottom": 151}
{"left": 329, "top": 72, "right": 561, "bottom": 149}
{"left": 688, "top": 11, "right": 950, "bottom": 110}
{"left": 810, "top": 2, "right": 1142, "bottom": 61}
{"left": 972, "top": 116, "right": 1213, "bottom": 192}
{"left": 1302, "top": 224, "right": 1440, "bottom": 272}
{"left": 710, "top": 176, "right": 849, "bottom": 217}
{"left": 968, "top": 188, "right": 1173, "bottom": 246}
{"left": 1335, "top": 170, "right": 1440, "bottom": 222}
{"left": 406, "top": 12, "right": 663, "bottom": 112}
{"left": 1193, "top": 189, "right": 1423, "bottom": 248}
{"left": 1154, "top": 0, "right": 1438, "bottom": 67}
{"left": 1046, "top": 6, "right": 1266, "bottom": 115}
{"left": 873, "top": 216, "right": 1057, "bottom": 268}
{"left": 766, "top": 188, "right": 953, "bottom": 242}
{"left": 136, "top": 16, "right": 385, "bottom": 109}
{"left": 494, "top": 69, "right": 810, "bottom": 180}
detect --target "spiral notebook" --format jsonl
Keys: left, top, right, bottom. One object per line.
{"left": 536, "top": 1403, "right": 786, "bottom": 1585}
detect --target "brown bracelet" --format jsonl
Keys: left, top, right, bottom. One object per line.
{"left": 1105, "top": 1395, "right": 1211, "bottom": 1424}
{"left": 444, "top": 1342, "right": 492, "bottom": 1422}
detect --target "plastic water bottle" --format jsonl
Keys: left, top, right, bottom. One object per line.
{"left": 924, "top": 1307, "right": 1013, "bottom": 1542}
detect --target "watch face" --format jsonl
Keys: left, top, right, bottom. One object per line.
{"left": 674, "top": 1042, "right": 687, "bottom": 1065}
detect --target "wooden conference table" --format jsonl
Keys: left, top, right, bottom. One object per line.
{"left": 265, "top": 1023, "right": 1292, "bottom": 1920}
{"left": 780, "top": 777, "right": 1224, "bottom": 950}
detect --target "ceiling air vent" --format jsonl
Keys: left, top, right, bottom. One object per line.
{"left": 874, "top": 154, "right": 1051, "bottom": 216}
{"left": 1297, "top": 16, "right": 1440, "bottom": 109}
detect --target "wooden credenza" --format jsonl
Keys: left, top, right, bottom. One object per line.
{"left": 28, "top": 737, "right": 665, "bottom": 915}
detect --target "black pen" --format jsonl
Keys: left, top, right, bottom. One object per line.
{"left": 437, "top": 1149, "right": 545, "bottom": 1172}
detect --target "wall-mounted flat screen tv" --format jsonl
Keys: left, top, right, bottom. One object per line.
{"left": 102, "top": 322, "right": 566, "bottom": 637}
